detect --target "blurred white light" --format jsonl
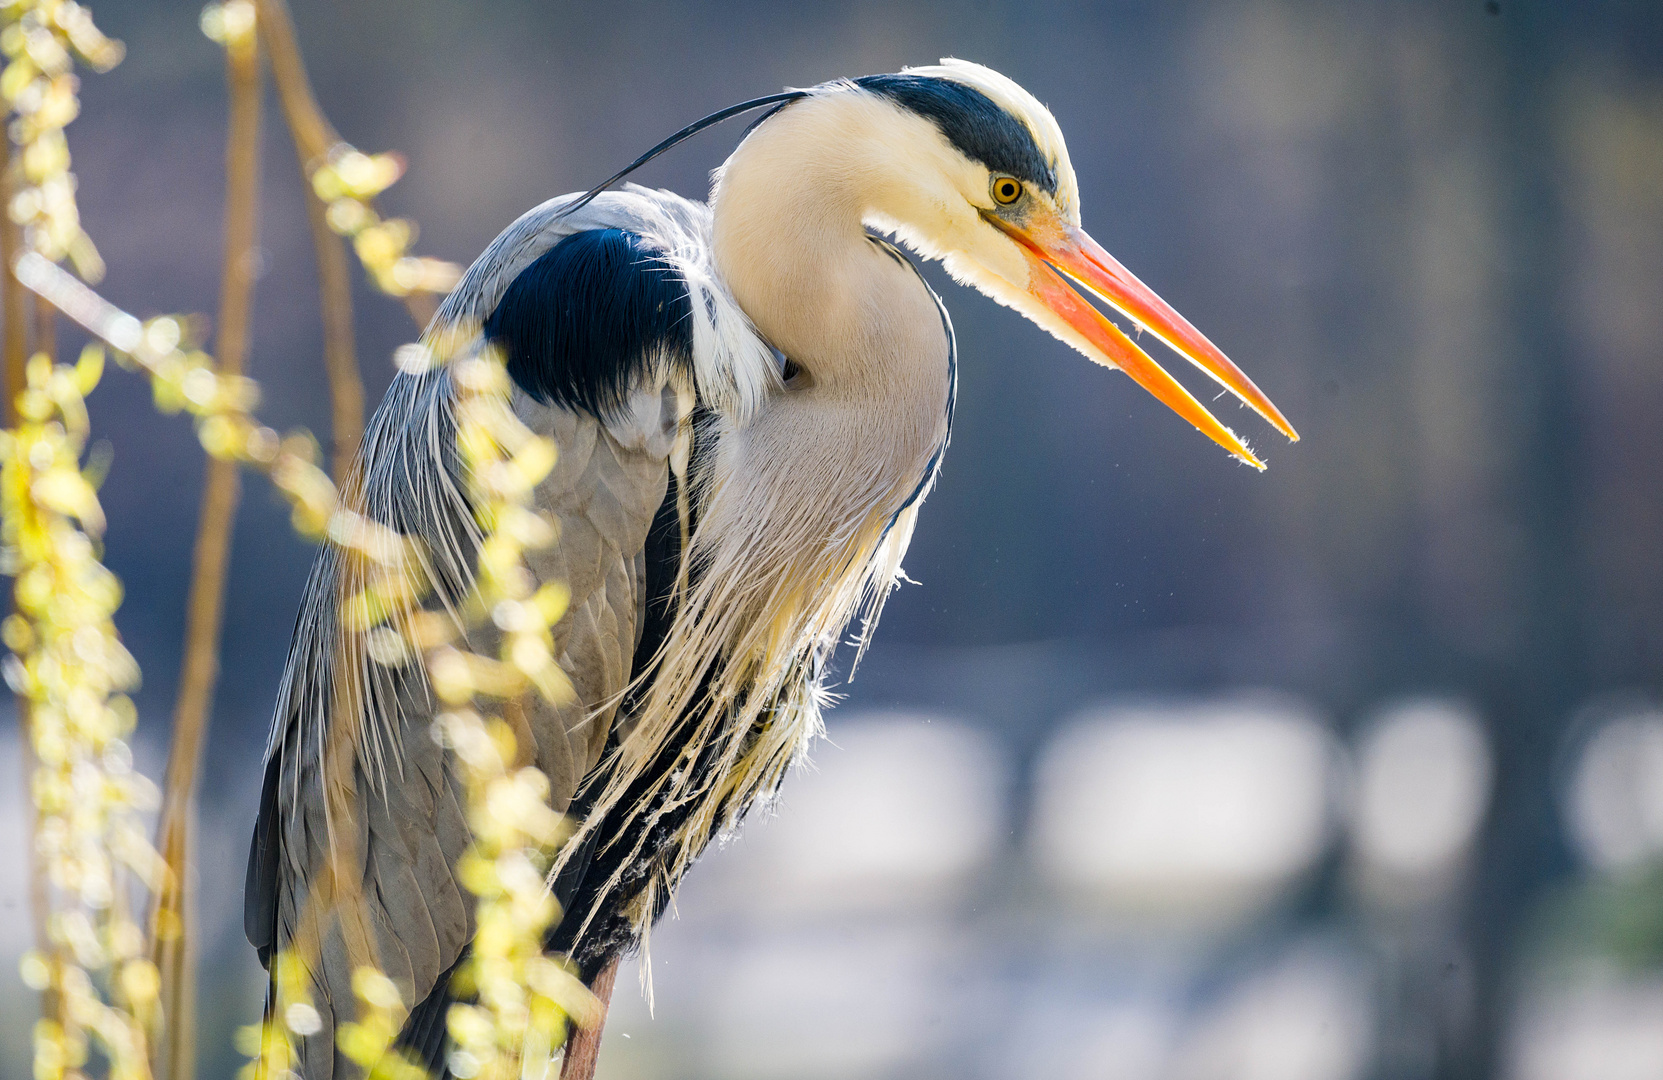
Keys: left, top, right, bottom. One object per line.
{"left": 1029, "top": 1004, "right": 1177, "bottom": 1080}
{"left": 701, "top": 933, "right": 939, "bottom": 1080}
{"left": 1510, "top": 976, "right": 1663, "bottom": 1080}
{"left": 0, "top": 720, "right": 36, "bottom": 1080}
{"left": 1170, "top": 944, "right": 1373, "bottom": 1080}
{"left": 1566, "top": 711, "right": 1663, "bottom": 870}
{"left": 600, "top": 931, "right": 946, "bottom": 1080}
{"left": 701, "top": 713, "right": 1003, "bottom": 910}
{"left": 1031, "top": 698, "right": 1334, "bottom": 912}
{"left": 1352, "top": 700, "right": 1491, "bottom": 881}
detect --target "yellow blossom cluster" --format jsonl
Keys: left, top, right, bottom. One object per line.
{"left": 6, "top": 256, "right": 431, "bottom": 1080}
{"left": 4, "top": 343, "right": 160, "bottom": 1080}
{"left": 211, "top": 0, "right": 459, "bottom": 305}
{"left": 0, "top": 10, "right": 157, "bottom": 1080}
{"left": 310, "top": 148, "right": 461, "bottom": 299}
{"left": 18, "top": 250, "right": 367, "bottom": 543}
{"left": 0, "top": 0, "right": 122, "bottom": 280}
{"left": 13, "top": 259, "right": 592, "bottom": 1080}
{"left": 2, "top": 5, "right": 592, "bottom": 1077}
{"left": 197, "top": 0, "right": 254, "bottom": 50}
{"left": 232, "top": 951, "right": 314, "bottom": 1080}
{"left": 435, "top": 710, "right": 600, "bottom": 1080}
{"left": 427, "top": 339, "right": 596, "bottom": 1080}
{"left": 222, "top": 340, "right": 594, "bottom": 1080}
{"left": 333, "top": 968, "right": 430, "bottom": 1080}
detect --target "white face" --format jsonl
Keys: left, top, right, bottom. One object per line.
{"left": 850, "top": 103, "right": 1062, "bottom": 301}
{"left": 848, "top": 66, "right": 1295, "bottom": 469}
{"left": 712, "top": 65, "right": 1294, "bottom": 467}
{"left": 845, "top": 91, "right": 1096, "bottom": 376}
{"left": 823, "top": 62, "right": 1086, "bottom": 334}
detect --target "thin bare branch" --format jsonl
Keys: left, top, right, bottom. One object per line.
{"left": 31, "top": 295, "right": 54, "bottom": 364}
{"left": 2, "top": 111, "right": 27, "bottom": 421}
{"left": 256, "top": 0, "right": 454, "bottom": 345}
{"left": 250, "top": 0, "right": 334, "bottom": 163}
{"left": 150, "top": 24, "right": 262, "bottom": 1080}
{"left": 256, "top": 0, "right": 362, "bottom": 478}
{"left": 306, "top": 187, "right": 363, "bottom": 479}
{"left": 1, "top": 112, "right": 58, "bottom": 1031}
{"left": 404, "top": 287, "right": 439, "bottom": 330}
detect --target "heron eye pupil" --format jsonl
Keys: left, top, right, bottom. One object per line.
{"left": 994, "top": 178, "right": 1022, "bottom": 204}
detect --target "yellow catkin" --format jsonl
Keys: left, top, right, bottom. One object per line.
{"left": 6, "top": 344, "right": 160, "bottom": 1080}
{"left": 307, "top": 148, "right": 462, "bottom": 298}
{"left": 226, "top": 341, "right": 594, "bottom": 1080}
{"left": 0, "top": 7, "right": 150, "bottom": 1080}
{"left": 5, "top": 9, "right": 581, "bottom": 1078}
{"left": 428, "top": 341, "right": 595, "bottom": 1080}
{"left": 0, "top": 0, "right": 122, "bottom": 282}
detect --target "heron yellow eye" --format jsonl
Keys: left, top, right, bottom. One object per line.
{"left": 992, "top": 177, "right": 1023, "bottom": 205}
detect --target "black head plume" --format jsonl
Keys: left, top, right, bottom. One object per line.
{"left": 558, "top": 91, "right": 810, "bottom": 219}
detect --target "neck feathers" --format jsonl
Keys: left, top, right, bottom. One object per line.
{"left": 557, "top": 90, "right": 957, "bottom": 959}
{"left": 710, "top": 90, "right": 963, "bottom": 387}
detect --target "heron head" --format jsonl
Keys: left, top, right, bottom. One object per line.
{"left": 846, "top": 60, "right": 1297, "bottom": 467}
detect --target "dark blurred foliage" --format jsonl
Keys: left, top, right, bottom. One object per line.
{"left": 7, "top": 1, "right": 1663, "bottom": 1077}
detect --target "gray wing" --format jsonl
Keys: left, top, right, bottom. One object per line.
{"left": 245, "top": 188, "right": 708, "bottom": 1078}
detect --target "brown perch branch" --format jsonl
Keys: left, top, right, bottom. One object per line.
{"left": 149, "top": 23, "right": 262, "bottom": 1080}
{"left": 560, "top": 958, "right": 620, "bottom": 1080}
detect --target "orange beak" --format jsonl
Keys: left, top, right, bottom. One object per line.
{"left": 986, "top": 210, "right": 1298, "bottom": 469}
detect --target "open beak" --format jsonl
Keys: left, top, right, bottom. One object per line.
{"left": 986, "top": 210, "right": 1298, "bottom": 469}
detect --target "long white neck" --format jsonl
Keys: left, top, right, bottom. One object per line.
{"left": 688, "top": 85, "right": 956, "bottom": 662}
{"left": 583, "top": 94, "right": 963, "bottom": 898}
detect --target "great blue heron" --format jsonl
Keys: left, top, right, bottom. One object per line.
{"left": 244, "top": 59, "right": 1296, "bottom": 1080}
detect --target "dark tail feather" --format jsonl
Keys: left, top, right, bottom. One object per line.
{"left": 396, "top": 949, "right": 470, "bottom": 1078}
{"left": 245, "top": 754, "right": 283, "bottom": 968}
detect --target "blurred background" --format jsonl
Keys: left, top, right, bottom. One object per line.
{"left": 1, "top": 1, "right": 1661, "bottom": 1077}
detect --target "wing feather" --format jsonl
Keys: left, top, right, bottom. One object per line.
{"left": 244, "top": 188, "right": 733, "bottom": 1076}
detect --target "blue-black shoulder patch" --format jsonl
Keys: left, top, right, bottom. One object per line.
{"left": 855, "top": 73, "right": 1056, "bottom": 195}
{"left": 483, "top": 228, "right": 693, "bottom": 420}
